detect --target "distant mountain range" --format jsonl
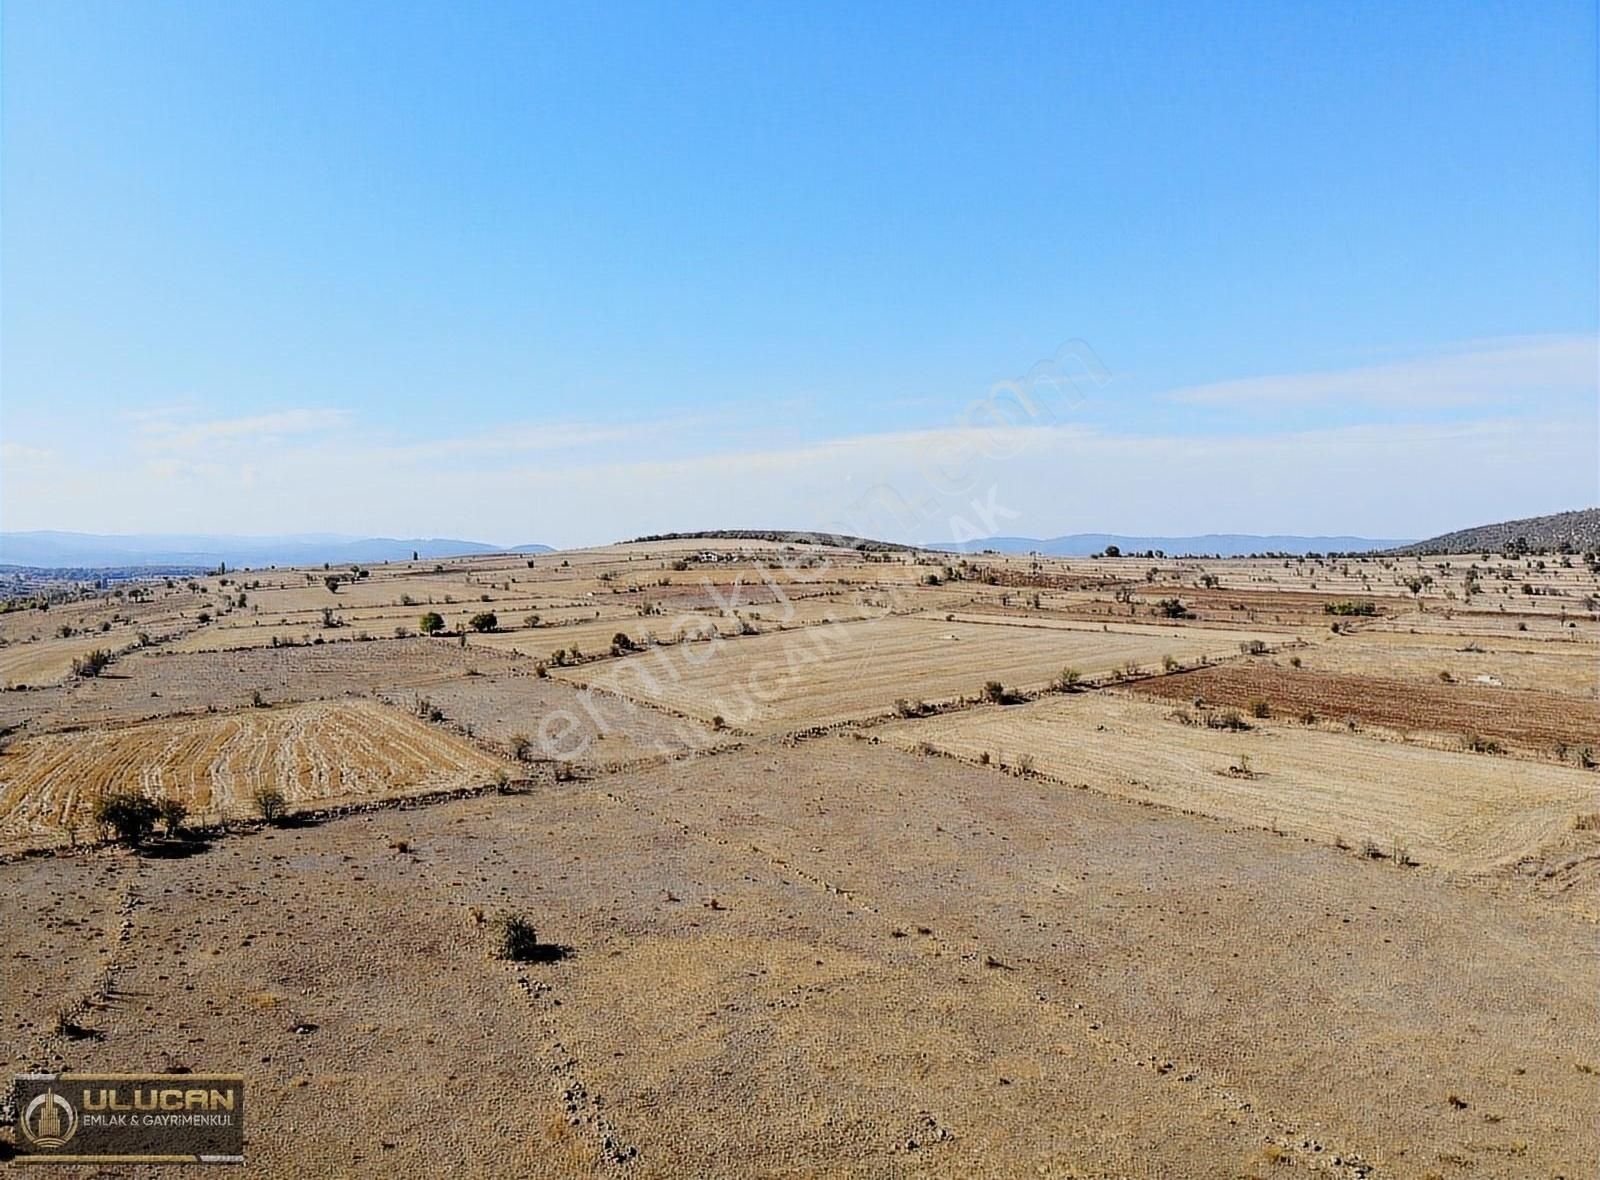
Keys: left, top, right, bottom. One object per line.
{"left": 925, "top": 533, "right": 1414, "bottom": 557}
{"left": 0, "top": 531, "right": 552, "bottom": 570}
{"left": 1387, "top": 508, "right": 1600, "bottom": 555}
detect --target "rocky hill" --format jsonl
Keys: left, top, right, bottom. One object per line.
{"left": 1389, "top": 508, "right": 1600, "bottom": 555}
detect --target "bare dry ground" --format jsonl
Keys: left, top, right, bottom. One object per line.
{"left": 30, "top": 637, "right": 514, "bottom": 730}
{"left": 2, "top": 740, "right": 1595, "bottom": 1178}
{"left": 389, "top": 669, "right": 724, "bottom": 766}
{"left": 1, "top": 540, "right": 1597, "bottom": 1176}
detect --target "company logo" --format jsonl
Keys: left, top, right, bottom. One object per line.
{"left": 10, "top": 1073, "right": 245, "bottom": 1163}
{"left": 19, "top": 1086, "right": 78, "bottom": 1148}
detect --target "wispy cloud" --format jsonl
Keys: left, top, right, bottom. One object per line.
{"left": 133, "top": 408, "right": 352, "bottom": 451}
{"left": 7, "top": 339, "right": 1595, "bottom": 544}
{"left": 0, "top": 441, "right": 57, "bottom": 464}
{"left": 1163, "top": 335, "right": 1597, "bottom": 410}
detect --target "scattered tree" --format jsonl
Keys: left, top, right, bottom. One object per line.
{"left": 252, "top": 786, "right": 287, "bottom": 824}
{"left": 93, "top": 790, "right": 159, "bottom": 845}
{"left": 71, "top": 649, "right": 113, "bottom": 678}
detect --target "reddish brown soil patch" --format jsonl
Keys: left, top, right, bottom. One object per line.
{"left": 1132, "top": 662, "right": 1600, "bottom": 753}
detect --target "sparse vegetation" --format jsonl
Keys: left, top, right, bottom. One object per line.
{"left": 252, "top": 786, "right": 288, "bottom": 824}
{"left": 71, "top": 648, "right": 113, "bottom": 678}
{"left": 93, "top": 789, "right": 160, "bottom": 845}
{"left": 494, "top": 912, "right": 542, "bottom": 961}
{"left": 1323, "top": 600, "right": 1378, "bottom": 616}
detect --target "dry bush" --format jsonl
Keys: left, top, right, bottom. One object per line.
{"left": 495, "top": 913, "right": 541, "bottom": 961}
{"left": 93, "top": 790, "right": 159, "bottom": 845}
{"left": 71, "top": 649, "right": 113, "bottom": 678}
{"left": 252, "top": 786, "right": 287, "bottom": 824}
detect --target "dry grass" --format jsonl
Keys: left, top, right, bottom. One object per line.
{"left": 880, "top": 691, "right": 1599, "bottom": 873}
{"left": 0, "top": 699, "right": 510, "bottom": 850}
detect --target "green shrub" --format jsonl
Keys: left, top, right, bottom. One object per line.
{"left": 1153, "top": 598, "right": 1191, "bottom": 619}
{"left": 418, "top": 611, "right": 445, "bottom": 635}
{"left": 1323, "top": 600, "right": 1377, "bottom": 617}
{"left": 468, "top": 612, "right": 498, "bottom": 633}
{"left": 495, "top": 913, "right": 542, "bottom": 961}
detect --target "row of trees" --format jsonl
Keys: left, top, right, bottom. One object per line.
{"left": 91, "top": 785, "right": 288, "bottom": 845}
{"left": 416, "top": 610, "right": 498, "bottom": 635}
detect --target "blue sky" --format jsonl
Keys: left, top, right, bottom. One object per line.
{"left": 3, "top": 0, "right": 1596, "bottom": 546}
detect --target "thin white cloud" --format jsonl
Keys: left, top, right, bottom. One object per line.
{"left": 1163, "top": 335, "right": 1597, "bottom": 409}
{"left": 7, "top": 340, "right": 1596, "bottom": 544}
{"left": 0, "top": 441, "right": 57, "bottom": 464}
{"left": 137, "top": 408, "right": 352, "bottom": 450}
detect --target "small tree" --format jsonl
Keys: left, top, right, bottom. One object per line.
{"left": 419, "top": 611, "right": 445, "bottom": 635}
{"left": 1154, "top": 598, "right": 1191, "bottom": 619}
{"left": 324, "top": 574, "right": 341, "bottom": 593}
{"left": 1054, "top": 667, "right": 1081, "bottom": 691}
{"left": 252, "top": 786, "right": 287, "bottom": 824}
{"left": 982, "top": 680, "right": 1008, "bottom": 704}
{"left": 468, "top": 611, "right": 498, "bottom": 633}
{"left": 94, "top": 790, "right": 159, "bottom": 845}
{"left": 71, "top": 649, "right": 113, "bottom": 678}
{"left": 156, "top": 796, "right": 189, "bottom": 837}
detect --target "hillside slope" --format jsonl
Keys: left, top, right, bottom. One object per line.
{"left": 1390, "top": 508, "right": 1600, "bottom": 554}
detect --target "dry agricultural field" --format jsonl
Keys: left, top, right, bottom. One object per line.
{"left": 1, "top": 537, "right": 1597, "bottom": 1176}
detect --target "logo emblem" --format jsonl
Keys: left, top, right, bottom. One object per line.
{"left": 20, "top": 1086, "right": 78, "bottom": 1148}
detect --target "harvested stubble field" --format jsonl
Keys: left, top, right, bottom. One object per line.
{"left": 0, "top": 699, "right": 509, "bottom": 851}
{"left": 878, "top": 691, "right": 1599, "bottom": 879}
{"left": 1, "top": 538, "right": 1598, "bottom": 1177}
{"left": 555, "top": 614, "right": 1294, "bottom": 733}
{"left": 1293, "top": 632, "right": 1600, "bottom": 697}
{"left": 1131, "top": 661, "right": 1600, "bottom": 757}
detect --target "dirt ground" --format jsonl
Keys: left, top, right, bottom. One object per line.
{"left": 2, "top": 739, "right": 1595, "bottom": 1178}
{"left": 1, "top": 541, "right": 1597, "bottom": 1177}
{"left": 1129, "top": 660, "right": 1600, "bottom": 758}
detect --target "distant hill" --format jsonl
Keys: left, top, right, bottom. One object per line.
{"left": 0, "top": 531, "right": 548, "bottom": 570}
{"left": 629, "top": 529, "right": 923, "bottom": 553}
{"left": 927, "top": 533, "right": 1413, "bottom": 558}
{"left": 1386, "top": 509, "right": 1600, "bottom": 555}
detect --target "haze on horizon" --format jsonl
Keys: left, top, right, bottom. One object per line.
{"left": 2, "top": 2, "right": 1596, "bottom": 549}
